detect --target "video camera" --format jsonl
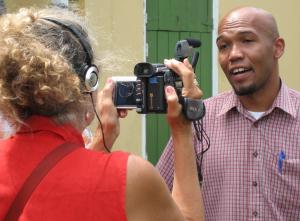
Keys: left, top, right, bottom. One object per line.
{"left": 113, "top": 39, "right": 205, "bottom": 121}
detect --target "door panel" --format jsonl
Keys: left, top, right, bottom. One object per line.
{"left": 146, "top": 0, "right": 212, "bottom": 165}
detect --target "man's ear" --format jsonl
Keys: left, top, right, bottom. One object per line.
{"left": 274, "top": 37, "right": 285, "bottom": 59}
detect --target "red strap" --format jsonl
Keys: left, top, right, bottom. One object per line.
{"left": 4, "top": 142, "right": 81, "bottom": 221}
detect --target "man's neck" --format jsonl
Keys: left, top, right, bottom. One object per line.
{"left": 238, "top": 78, "right": 281, "bottom": 112}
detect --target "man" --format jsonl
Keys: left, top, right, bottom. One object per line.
{"left": 157, "top": 6, "right": 300, "bottom": 221}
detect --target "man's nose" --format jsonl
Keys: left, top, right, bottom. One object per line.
{"left": 228, "top": 44, "right": 243, "bottom": 62}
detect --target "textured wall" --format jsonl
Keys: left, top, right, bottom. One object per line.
{"left": 86, "top": 0, "right": 144, "bottom": 155}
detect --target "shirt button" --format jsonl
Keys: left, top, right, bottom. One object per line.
{"left": 252, "top": 181, "right": 258, "bottom": 187}
{"left": 253, "top": 151, "right": 258, "bottom": 158}
{"left": 253, "top": 211, "right": 258, "bottom": 217}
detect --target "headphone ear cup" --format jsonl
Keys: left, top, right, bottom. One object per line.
{"left": 83, "top": 65, "right": 99, "bottom": 92}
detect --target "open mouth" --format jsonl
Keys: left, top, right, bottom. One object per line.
{"left": 230, "top": 67, "right": 252, "bottom": 75}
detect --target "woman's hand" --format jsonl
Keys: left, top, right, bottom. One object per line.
{"left": 163, "top": 58, "right": 205, "bottom": 221}
{"left": 164, "top": 58, "right": 203, "bottom": 130}
{"left": 91, "top": 78, "right": 127, "bottom": 151}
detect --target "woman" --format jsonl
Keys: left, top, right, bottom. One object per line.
{"left": 0, "top": 115, "right": 12, "bottom": 139}
{"left": 0, "top": 7, "right": 204, "bottom": 221}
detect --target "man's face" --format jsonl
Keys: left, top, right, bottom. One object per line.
{"left": 216, "top": 11, "right": 278, "bottom": 96}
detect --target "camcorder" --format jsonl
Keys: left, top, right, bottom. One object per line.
{"left": 113, "top": 39, "right": 205, "bottom": 121}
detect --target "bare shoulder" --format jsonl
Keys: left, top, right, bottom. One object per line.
{"left": 125, "top": 154, "right": 184, "bottom": 221}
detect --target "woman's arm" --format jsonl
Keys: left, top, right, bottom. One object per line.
{"left": 166, "top": 58, "right": 205, "bottom": 220}
{"left": 126, "top": 58, "right": 204, "bottom": 221}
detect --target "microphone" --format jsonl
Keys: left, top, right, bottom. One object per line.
{"left": 186, "top": 38, "right": 202, "bottom": 48}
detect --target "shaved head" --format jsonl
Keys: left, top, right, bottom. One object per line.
{"left": 216, "top": 6, "right": 285, "bottom": 99}
{"left": 219, "top": 7, "right": 279, "bottom": 40}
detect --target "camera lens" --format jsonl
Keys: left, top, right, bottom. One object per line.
{"left": 118, "top": 82, "right": 135, "bottom": 98}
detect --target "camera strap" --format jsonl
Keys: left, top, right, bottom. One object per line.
{"left": 4, "top": 142, "right": 81, "bottom": 221}
{"left": 181, "top": 97, "right": 206, "bottom": 121}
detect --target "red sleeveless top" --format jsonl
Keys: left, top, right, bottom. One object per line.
{"left": 0, "top": 116, "right": 129, "bottom": 221}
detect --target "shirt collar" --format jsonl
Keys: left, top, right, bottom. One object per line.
{"left": 217, "top": 91, "right": 239, "bottom": 117}
{"left": 18, "top": 115, "right": 84, "bottom": 145}
{"left": 217, "top": 82, "right": 296, "bottom": 118}
{"left": 271, "top": 82, "right": 297, "bottom": 118}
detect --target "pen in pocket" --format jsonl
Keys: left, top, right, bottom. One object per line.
{"left": 278, "top": 150, "right": 286, "bottom": 175}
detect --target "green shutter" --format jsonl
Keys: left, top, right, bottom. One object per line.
{"left": 146, "top": 0, "right": 213, "bottom": 165}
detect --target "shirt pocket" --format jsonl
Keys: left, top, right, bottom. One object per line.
{"left": 260, "top": 154, "right": 300, "bottom": 219}
{"left": 280, "top": 158, "right": 300, "bottom": 202}
{"left": 282, "top": 158, "right": 300, "bottom": 175}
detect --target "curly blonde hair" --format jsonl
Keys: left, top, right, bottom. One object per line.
{"left": 0, "top": 7, "right": 97, "bottom": 130}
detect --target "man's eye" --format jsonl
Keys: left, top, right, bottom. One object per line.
{"left": 218, "top": 44, "right": 228, "bottom": 51}
{"left": 243, "top": 39, "right": 253, "bottom": 43}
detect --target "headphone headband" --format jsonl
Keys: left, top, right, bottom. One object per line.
{"left": 42, "top": 17, "right": 99, "bottom": 92}
{"left": 42, "top": 17, "right": 93, "bottom": 64}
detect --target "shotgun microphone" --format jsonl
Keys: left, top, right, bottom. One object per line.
{"left": 186, "top": 38, "right": 202, "bottom": 48}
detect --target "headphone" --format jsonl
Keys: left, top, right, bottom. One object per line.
{"left": 42, "top": 17, "right": 99, "bottom": 92}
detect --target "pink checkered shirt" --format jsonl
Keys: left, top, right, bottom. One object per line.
{"left": 157, "top": 83, "right": 300, "bottom": 221}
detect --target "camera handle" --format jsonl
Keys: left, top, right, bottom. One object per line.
{"left": 180, "top": 97, "right": 206, "bottom": 121}
{"left": 164, "top": 51, "right": 205, "bottom": 121}
{"left": 191, "top": 51, "right": 199, "bottom": 72}
{"left": 178, "top": 50, "right": 205, "bottom": 121}
{"left": 182, "top": 50, "right": 205, "bottom": 121}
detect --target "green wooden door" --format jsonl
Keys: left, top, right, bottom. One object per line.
{"left": 146, "top": 0, "right": 213, "bottom": 165}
